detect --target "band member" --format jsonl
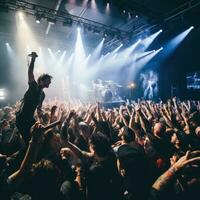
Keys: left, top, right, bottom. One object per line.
{"left": 16, "top": 52, "right": 52, "bottom": 143}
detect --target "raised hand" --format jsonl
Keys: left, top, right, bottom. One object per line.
{"left": 172, "top": 150, "right": 200, "bottom": 171}
{"left": 28, "top": 52, "right": 38, "bottom": 59}
{"left": 30, "top": 122, "right": 44, "bottom": 143}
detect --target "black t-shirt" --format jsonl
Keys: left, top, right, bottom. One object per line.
{"left": 87, "top": 151, "right": 123, "bottom": 200}
{"left": 16, "top": 81, "right": 45, "bottom": 120}
{"left": 117, "top": 143, "right": 150, "bottom": 200}
{"left": 148, "top": 134, "right": 174, "bottom": 160}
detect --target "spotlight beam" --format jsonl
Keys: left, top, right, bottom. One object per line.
{"left": 141, "top": 29, "right": 162, "bottom": 50}
{"left": 89, "top": 38, "right": 104, "bottom": 64}
{"left": 161, "top": 26, "right": 194, "bottom": 60}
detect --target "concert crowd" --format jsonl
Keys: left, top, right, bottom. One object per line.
{"left": 0, "top": 53, "right": 200, "bottom": 200}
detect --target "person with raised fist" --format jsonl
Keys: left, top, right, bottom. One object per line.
{"left": 16, "top": 52, "right": 52, "bottom": 144}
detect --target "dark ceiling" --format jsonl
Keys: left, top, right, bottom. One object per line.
{"left": 0, "top": 0, "right": 199, "bottom": 52}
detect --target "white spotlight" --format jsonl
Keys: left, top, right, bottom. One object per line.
{"left": 5, "top": 42, "right": 9, "bottom": 46}
{"left": 157, "top": 47, "right": 163, "bottom": 51}
{"left": 0, "top": 89, "right": 5, "bottom": 100}
{"left": 106, "top": 2, "right": 110, "bottom": 14}
{"left": 18, "top": 11, "right": 24, "bottom": 20}
{"left": 190, "top": 26, "right": 194, "bottom": 29}
{"left": 159, "top": 29, "right": 163, "bottom": 33}
{"left": 77, "top": 27, "right": 81, "bottom": 32}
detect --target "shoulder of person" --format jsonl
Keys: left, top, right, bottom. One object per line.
{"left": 28, "top": 80, "right": 38, "bottom": 87}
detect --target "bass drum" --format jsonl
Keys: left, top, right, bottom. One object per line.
{"left": 102, "top": 89, "right": 113, "bottom": 102}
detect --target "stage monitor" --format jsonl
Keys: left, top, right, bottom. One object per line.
{"left": 186, "top": 72, "right": 200, "bottom": 89}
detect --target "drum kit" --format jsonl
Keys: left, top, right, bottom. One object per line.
{"left": 92, "top": 79, "right": 122, "bottom": 102}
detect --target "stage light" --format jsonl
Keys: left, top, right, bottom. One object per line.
{"left": 141, "top": 30, "right": 162, "bottom": 50}
{"left": 163, "top": 26, "right": 194, "bottom": 58}
{"left": 136, "top": 50, "right": 155, "bottom": 61}
{"left": 111, "top": 44, "right": 123, "bottom": 54}
{"left": 159, "top": 29, "right": 163, "bottom": 33}
{"left": 5, "top": 41, "right": 14, "bottom": 56}
{"left": 0, "top": 89, "right": 5, "bottom": 100}
{"left": 103, "top": 30, "right": 108, "bottom": 37}
{"left": 35, "top": 13, "right": 42, "bottom": 24}
{"left": 136, "top": 15, "right": 138, "bottom": 18}
{"left": 156, "top": 47, "right": 163, "bottom": 52}
{"left": 18, "top": 11, "right": 24, "bottom": 20}
{"left": 91, "top": 0, "right": 97, "bottom": 10}
{"left": 0, "top": 90, "right": 4, "bottom": 96}
{"left": 77, "top": 27, "right": 81, "bottom": 32}
{"left": 74, "top": 26, "right": 86, "bottom": 72}
{"left": 106, "top": 2, "right": 110, "bottom": 14}
{"left": 130, "top": 83, "right": 135, "bottom": 88}
{"left": 127, "top": 83, "right": 135, "bottom": 89}
{"left": 36, "top": 19, "right": 40, "bottom": 24}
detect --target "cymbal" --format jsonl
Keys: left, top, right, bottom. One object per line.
{"left": 97, "top": 85, "right": 104, "bottom": 88}
{"left": 112, "top": 83, "right": 122, "bottom": 87}
{"left": 104, "top": 80, "right": 114, "bottom": 83}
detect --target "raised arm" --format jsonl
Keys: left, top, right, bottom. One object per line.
{"left": 152, "top": 151, "right": 200, "bottom": 192}
{"left": 8, "top": 123, "right": 44, "bottom": 184}
{"left": 28, "top": 52, "right": 38, "bottom": 83}
{"left": 96, "top": 102, "right": 103, "bottom": 121}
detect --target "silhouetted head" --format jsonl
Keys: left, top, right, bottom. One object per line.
{"left": 37, "top": 73, "right": 52, "bottom": 88}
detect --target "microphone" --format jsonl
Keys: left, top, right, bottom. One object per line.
{"left": 28, "top": 52, "right": 38, "bottom": 58}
